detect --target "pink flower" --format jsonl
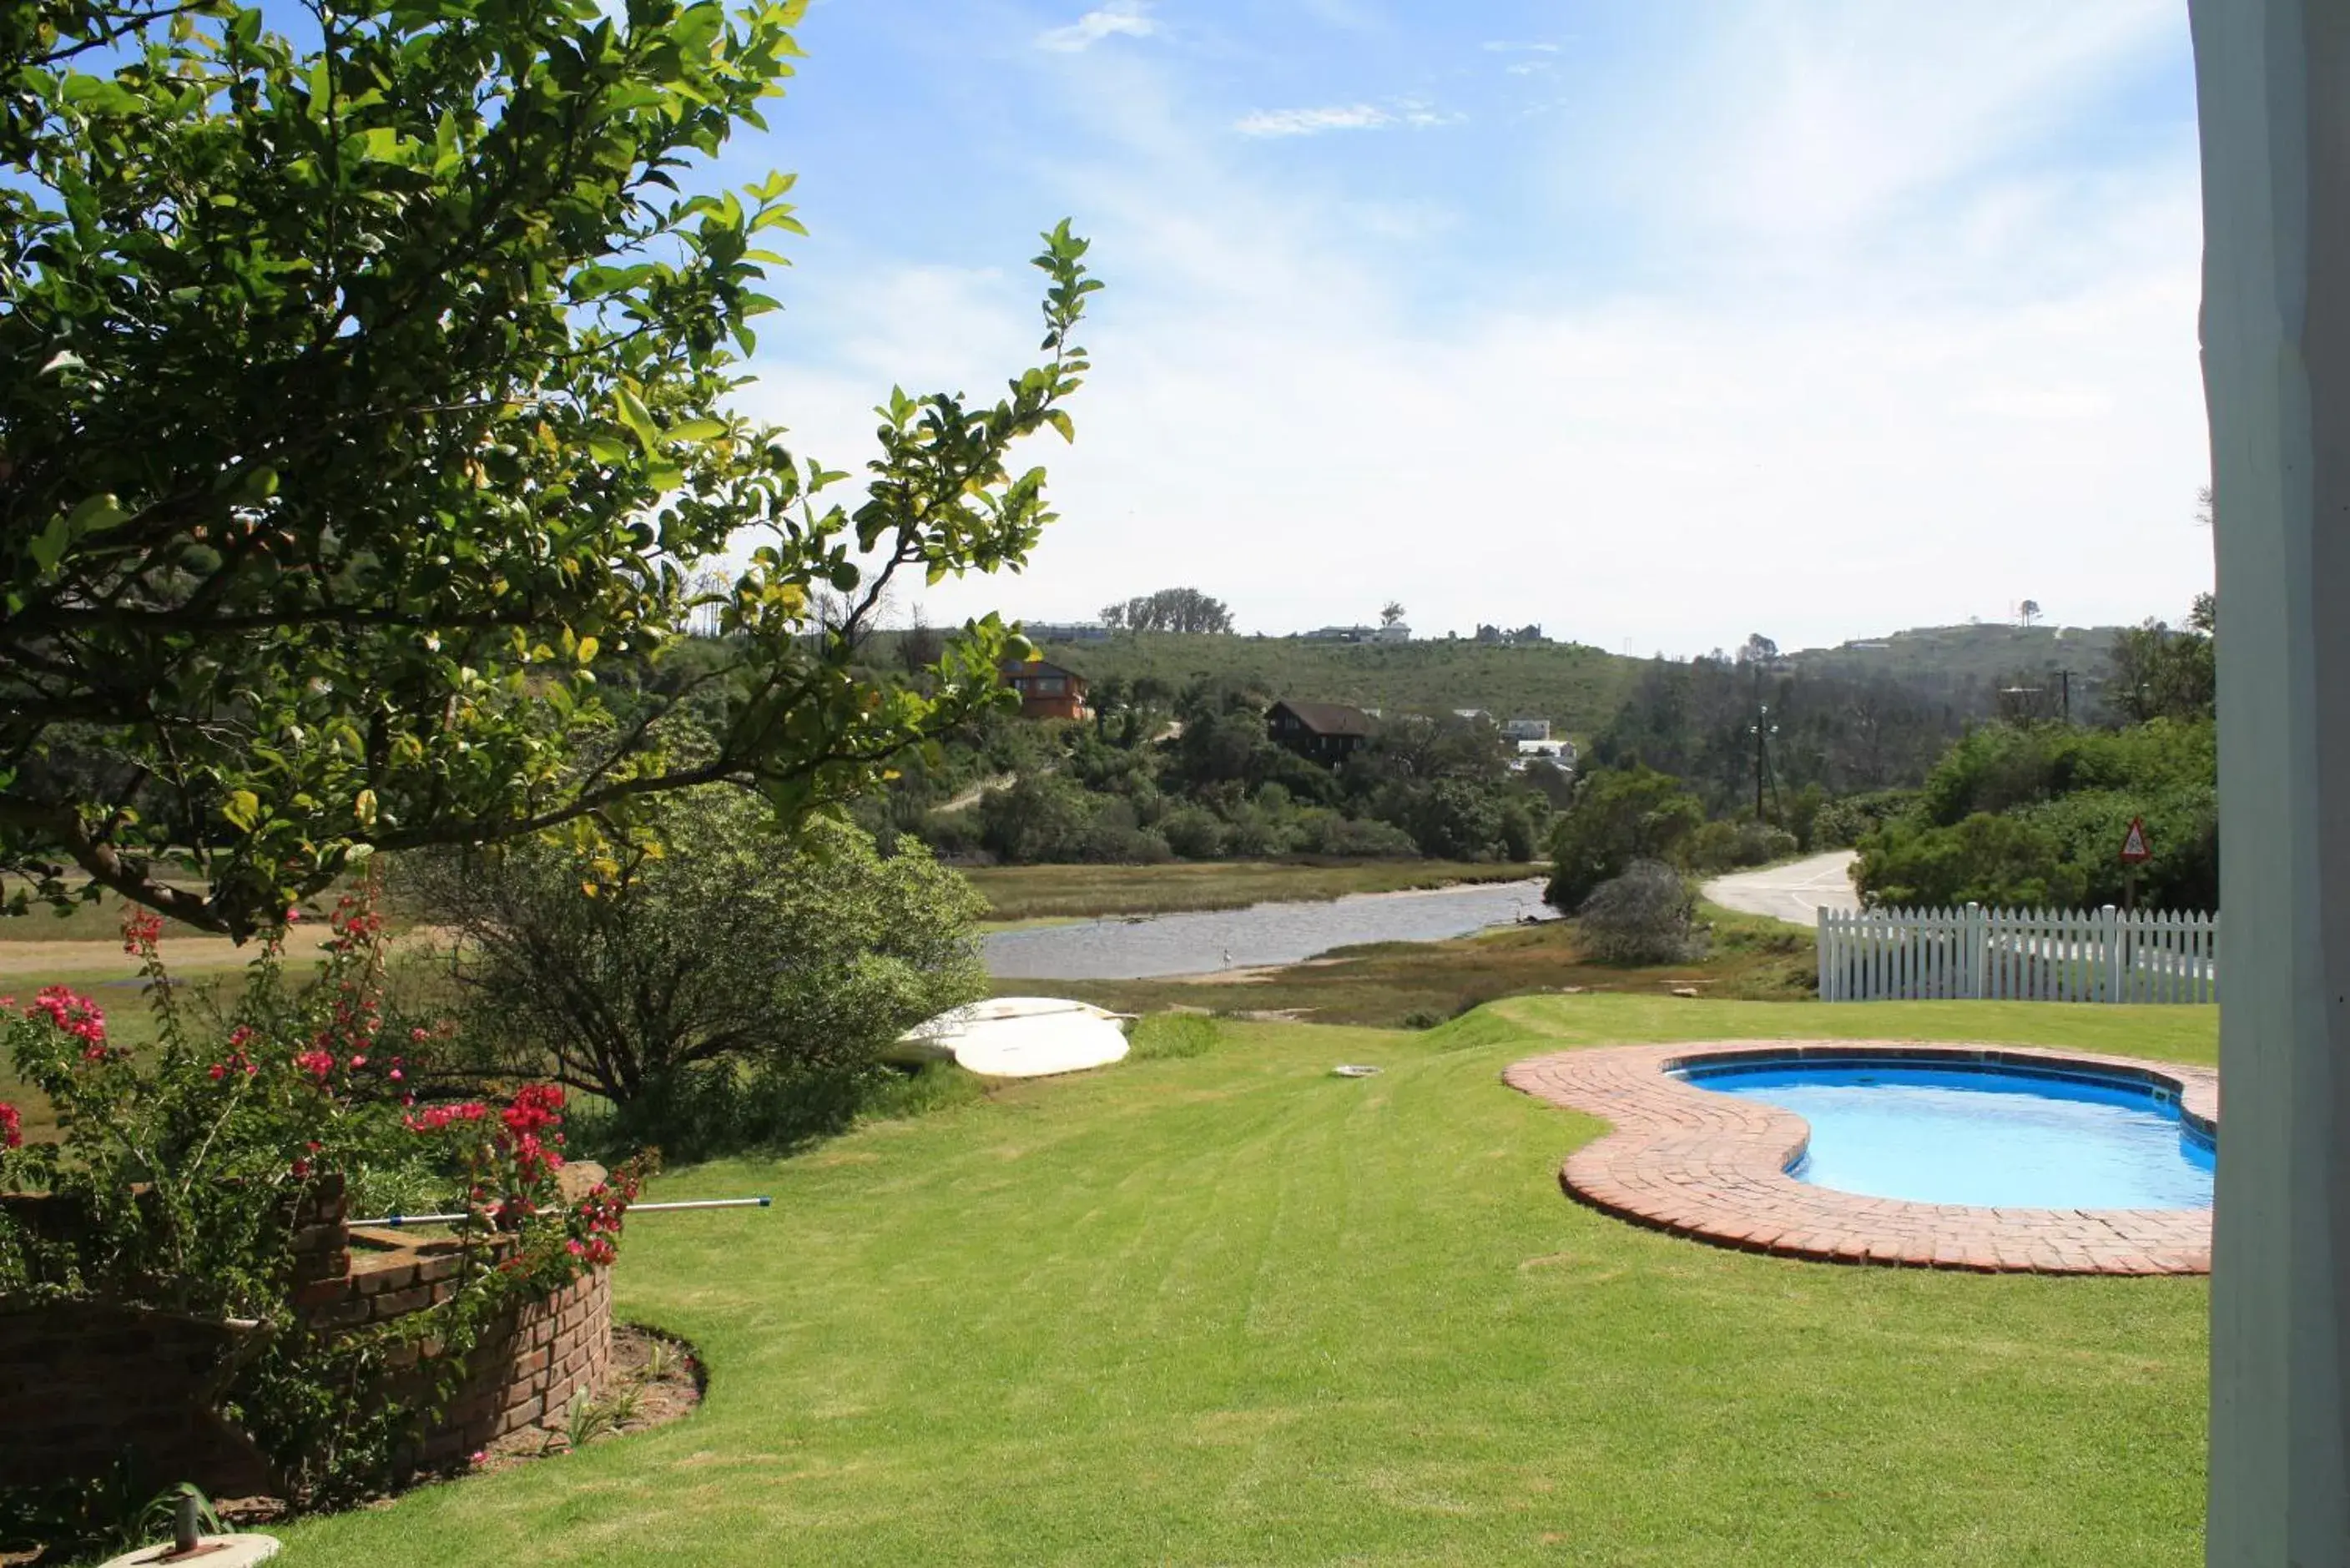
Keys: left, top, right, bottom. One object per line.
{"left": 500, "top": 1084, "right": 565, "bottom": 1137}
{"left": 120, "top": 910, "right": 164, "bottom": 955}
{"left": 469, "top": 1450, "right": 487, "bottom": 1466}
{"left": 208, "top": 1064, "right": 227, "bottom": 1081}
{"left": 0, "top": 1102, "right": 20, "bottom": 1149}
{"left": 28, "top": 986, "right": 107, "bottom": 1051}
{"left": 290, "top": 1157, "right": 311, "bottom": 1178}
{"left": 294, "top": 1048, "right": 335, "bottom": 1083}
{"left": 285, "top": 905, "right": 302, "bottom": 924}
{"left": 388, "top": 1068, "right": 404, "bottom": 1082}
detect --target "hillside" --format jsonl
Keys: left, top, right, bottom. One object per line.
{"left": 1031, "top": 633, "right": 1639, "bottom": 743}
{"left": 1024, "top": 622, "right": 2140, "bottom": 743}
{"left": 1786, "top": 623, "right": 2126, "bottom": 699}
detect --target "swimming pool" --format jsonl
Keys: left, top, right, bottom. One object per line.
{"left": 1675, "top": 1054, "right": 2216, "bottom": 1210}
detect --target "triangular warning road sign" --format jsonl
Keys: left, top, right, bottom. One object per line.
{"left": 2120, "top": 817, "right": 2152, "bottom": 865}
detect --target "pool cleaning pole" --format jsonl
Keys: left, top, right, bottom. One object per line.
{"left": 348, "top": 1197, "right": 773, "bottom": 1228}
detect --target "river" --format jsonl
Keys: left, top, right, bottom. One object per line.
{"left": 982, "top": 878, "right": 1554, "bottom": 981}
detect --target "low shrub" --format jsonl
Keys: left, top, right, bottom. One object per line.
{"left": 1127, "top": 1014, "right": 1221, "bottom": 1061}
{"left": 1687, "top": 819, "right": 1799, "bottom": 874}
{"left": 1545, "top": 766, "right": 1706, "bottom": 910}
{"left": 1810, "top": 789, "right": 1918, "bottom": 850}
{"left": 1576, "top": 860, "right": 1702, "bottom": 965}
{"left": 407, "top": 789, "right": 987, "bottom": 1144}
{"left": 1292, "top": 809, "right": 1420, "bottom": 858}
{"left": 1158, "top": 805, "right": 1228, "bottom": 860}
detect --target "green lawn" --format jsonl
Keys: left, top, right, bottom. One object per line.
{"left": 275, "top": 995, "right": 2213, "bottom": 1566}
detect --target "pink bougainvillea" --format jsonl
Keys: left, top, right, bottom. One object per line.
{"left": 120, "top": 911, "right": 164, "bottom": 955}
{"left": 28, "top": 986, "right": 109, "bottom": 1060}
{"left": 0, "top": 1102, "right": 20, "bottom": 1150}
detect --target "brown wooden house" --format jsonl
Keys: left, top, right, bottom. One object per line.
{"left": 1001, "top": 659, "right": 1090, "bottom": 721}
{"left": 1267, "top": 699, "right": 1374, "bottom": 764}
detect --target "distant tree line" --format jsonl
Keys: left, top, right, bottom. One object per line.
{"left": 1534, "top": 598, "right": 2220, "bottom": 918}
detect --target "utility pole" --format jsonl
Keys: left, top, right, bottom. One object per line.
{"left": 1747, "top": 662, "right": 1778, "bottom": 823}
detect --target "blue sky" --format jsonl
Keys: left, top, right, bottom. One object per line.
{"left": 713, "top": 1, "right": 2210, "bottom": 653}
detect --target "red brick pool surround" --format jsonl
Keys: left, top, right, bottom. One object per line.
{"left": 1501, "top": 1041, "right": 2216, "bottom": 1276}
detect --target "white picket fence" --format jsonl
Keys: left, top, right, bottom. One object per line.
{"left": 1817, "top": 905, "right": 2217, "bottom": 1004}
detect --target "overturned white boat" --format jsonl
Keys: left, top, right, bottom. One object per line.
{"left": 892, "top": 996, "right": 1133, "bottom": 1078}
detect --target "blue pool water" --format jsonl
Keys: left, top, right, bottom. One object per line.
{"left": 1676, "top": 1057, "right": 2216, "bottom": 1210}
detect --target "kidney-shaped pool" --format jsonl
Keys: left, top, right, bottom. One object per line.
{"left": 1674, "top": 1054, "right": 2216, "bottom": 1210}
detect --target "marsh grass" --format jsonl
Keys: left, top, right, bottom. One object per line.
{"left": 1006, "top": 902, "right": 1818, "bottom": 1029}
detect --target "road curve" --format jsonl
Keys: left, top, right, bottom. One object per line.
{"left": 1702, "top": 850, "right": 1860, "bottom": 927}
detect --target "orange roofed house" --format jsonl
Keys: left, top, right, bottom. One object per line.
{"left": 1001, "top": 659, "right": 1090, "bottom": 721}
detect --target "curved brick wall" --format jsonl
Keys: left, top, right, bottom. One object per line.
{"left": 0, "top": 1172, "right": 613, "bottom": 1495}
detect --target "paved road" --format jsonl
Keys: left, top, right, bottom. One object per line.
{"left": 1702, "top": 850, "right": 1860, "bottom": 927}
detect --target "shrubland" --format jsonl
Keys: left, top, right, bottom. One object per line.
{"left": 867, "top": 683, "right": 1551, "bottom": 867}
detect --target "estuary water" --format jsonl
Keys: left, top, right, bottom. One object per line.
{"left": 982, "top": 878, "right": 1552, "bottom": 981}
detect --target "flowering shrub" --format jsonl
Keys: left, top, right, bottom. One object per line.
{"left": 0, "top": 886, "right": 644, "bottom": 1500}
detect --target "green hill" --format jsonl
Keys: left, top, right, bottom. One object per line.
{"left": 1031, "top": 633, "right": 1638, "bottom": 743}
{"left": 1025, "top": 622, "right": 2143, "bottom": 743}
{"left": 1787, "top": 623, "right": 2124, "bottom": 685}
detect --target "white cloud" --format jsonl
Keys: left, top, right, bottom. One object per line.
{"left": 1505, "top": 61, "right": 1551, "bottom": 76}
{"left": 1234, "top": 99, "right": 1459, "bottom": 137}
{"left": 1035, "top": 0, "right": 1155, "bottom": 53}
{"left": 1482, "top": 41, "right": 1561, "bottom": 53}
{"left": 1234, "top": 103, "right": 1393, "bottom": 137}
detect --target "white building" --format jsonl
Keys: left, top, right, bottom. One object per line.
{"left": 1512, "top": 738, "right": 1576, "bottom": 772}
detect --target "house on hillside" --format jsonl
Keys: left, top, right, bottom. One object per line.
{"left": 1512, "top": 738, "right": 1577, "bottom": 774}
{"left": 1301, "top": 624, "right": 1376, "bottom": 643}
{"left": 1502, "top": 718, "right": 1551, "bottom": 742}
{"left": 1267, "top": 699, "right": 1374, "bottom": 764}
{"left": 1000, "top": 659, "right": 1089, "bottom": 721}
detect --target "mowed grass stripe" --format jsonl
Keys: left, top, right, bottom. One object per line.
{"left": 276, "top": 997, "right": 2211, "bottom": 1566}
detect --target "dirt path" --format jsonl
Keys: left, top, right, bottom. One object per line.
{"left": 0, "top": 926, "right": 448, "bottom": 982}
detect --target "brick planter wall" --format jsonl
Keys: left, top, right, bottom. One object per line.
{"left": 0, "top": 1170, "right": 613, "bottom": 1495}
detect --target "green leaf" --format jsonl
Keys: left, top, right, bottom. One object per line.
{"left": 222, "top": 791, "right": 261, "bottom": 832}
{"left": 27, "top": 518, "right": 70, "bottom": 573}
{"left": 613, "top": 386, "right": 660, "bottom": 452}
{"left": 66, "top": 492, "right": 132, "bottom": 532}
